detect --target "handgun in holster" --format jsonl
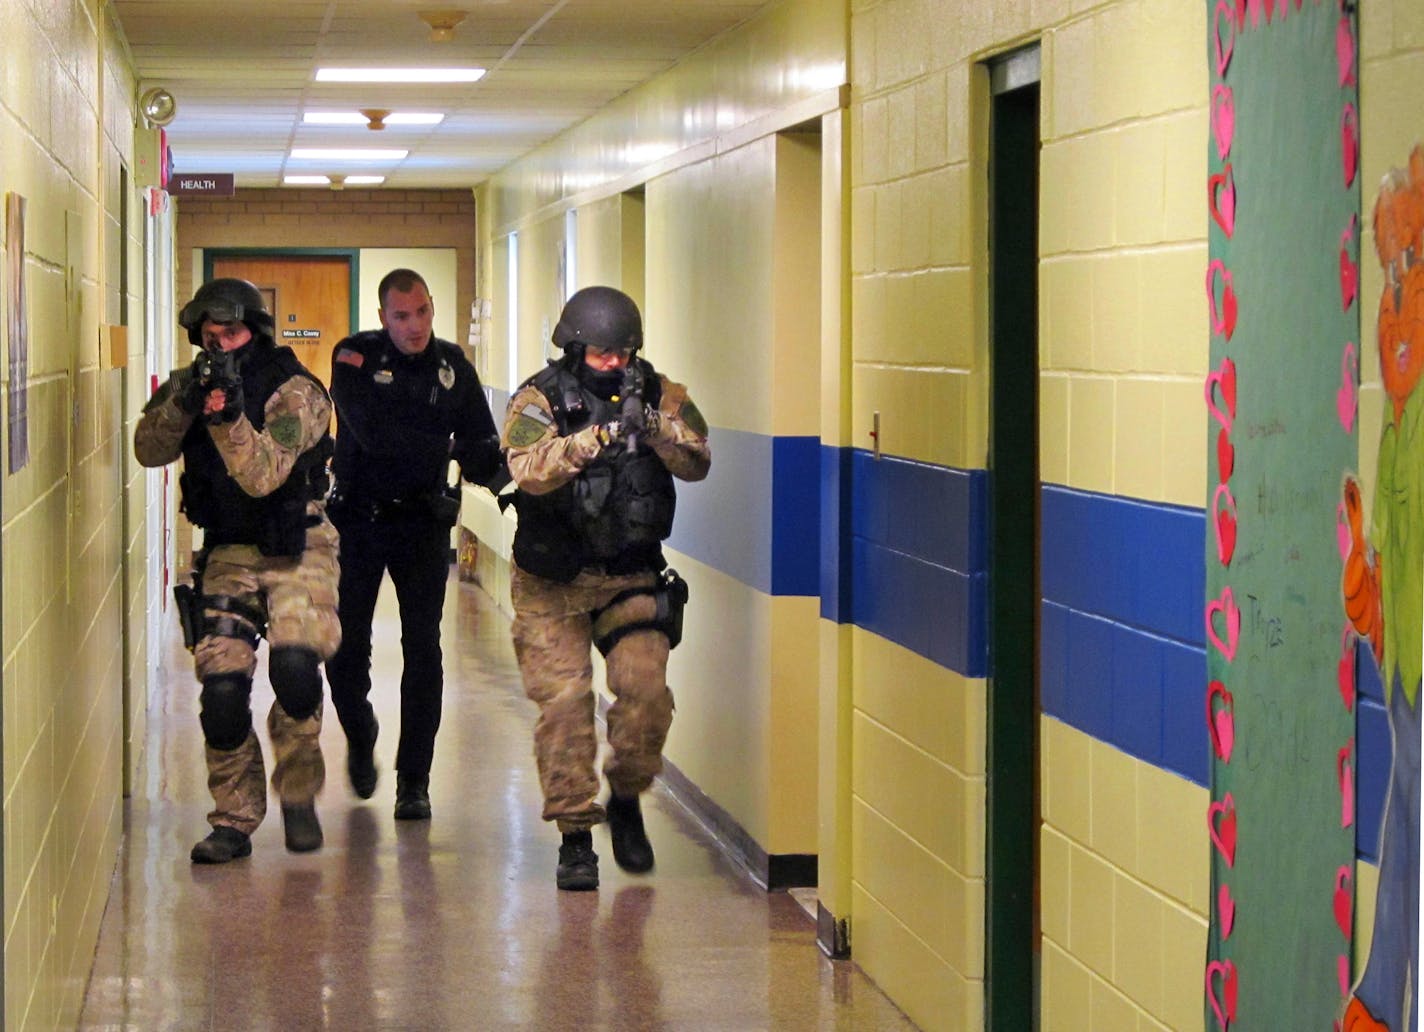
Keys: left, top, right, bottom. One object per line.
{"left": 173, "top": 572, "right": 204, "bottom": 653}
{"left": 424, "top": 484, "right": 462, "bottom": 527}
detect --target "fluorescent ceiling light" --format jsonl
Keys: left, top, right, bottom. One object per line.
{"left": 290, "top": 148, "right": 407, "bottom": 161}
{"left": 315, "top": 68, "right": 485, "bottom": 84}
{"left": 284, "top": 175, "right": 330, "bottom": 185}
{"left": 303, "top": 112, "right": 445, "bottom": 126}
{"left": 345, "top": 176, "right": 386, "bottom": 185}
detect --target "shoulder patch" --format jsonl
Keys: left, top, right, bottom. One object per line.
{"left": 518, "top": 403, "right": 553, "bottom": 427}
{"left": 268, "top": 413, "right": 303, "bottom": 450}
{"left": 507, "top": 413, "right": 551, "bottom": 448}
{"left": 678, "top": 399, "right": 708, "bottom": 437}
{"left": 335, "top": 347, "right": 364, "bottom": 368}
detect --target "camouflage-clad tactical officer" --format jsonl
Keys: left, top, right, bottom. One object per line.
{"left": 134, "top": 278, "right": 340, "bottom": 863}
{"left": 502, "top": 285, "right": 711, "bottom": 890}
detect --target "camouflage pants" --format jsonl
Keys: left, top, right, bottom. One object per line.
{"left": 192, "top": 518, "right": 341, "bottom": 833}
{"left": 511, "top": 563, "right": 675, "bottom": 833}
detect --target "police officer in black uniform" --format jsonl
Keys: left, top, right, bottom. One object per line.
{"left": 324, "top": 268, "right": 502, "bottom": 820}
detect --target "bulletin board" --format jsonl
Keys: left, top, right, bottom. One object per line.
{"left": 1203, "top": 2, "right": 1360, "bottom": 1027}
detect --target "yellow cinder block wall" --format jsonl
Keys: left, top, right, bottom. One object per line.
{"left": 848, "top": 0, "right": 1208, "bottom": 1029}
{"left": 0, "top": 2, "right": 144, "bottom": 1028}
{"left": 473, "top": 0, "right": 843, "bottom": 867}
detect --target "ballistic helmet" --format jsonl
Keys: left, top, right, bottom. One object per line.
{"left": 552, "top": 286, "right": 642, "bottom": 356}
{"left": 179, "top": 278, "right": 273, "bottom": 346}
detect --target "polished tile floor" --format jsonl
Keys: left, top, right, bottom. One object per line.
{"left": 78, "top": 575, "right": 918, "bottom": 1030}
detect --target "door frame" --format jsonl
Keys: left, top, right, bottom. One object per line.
{"left": 984, "top": 42, "right": 1042, "bottom": 1032}
{"left": 203, "top": 247, "right": 360, "bottom": 331}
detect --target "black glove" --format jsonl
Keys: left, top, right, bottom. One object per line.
{"left": 169, "top": 362, "right": 206, "bottom": 415}
{"left": 455, "top": 433, "right": 504, "bottom": 485}
{"left": 205, "top": 378, "right": 244, "bottom": 425}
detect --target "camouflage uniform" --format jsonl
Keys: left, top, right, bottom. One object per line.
{"left": 136, "top": 367, "right": 340, "bottom": 835}
{"left": 504, "top": 371, "right": 710, "bottom": 832}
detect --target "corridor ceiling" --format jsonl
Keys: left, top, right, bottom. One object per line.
{"left": 112, "top": 0, "right": 773, "bottom": 189}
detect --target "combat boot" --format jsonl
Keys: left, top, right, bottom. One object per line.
{"left": 281, "top": 802, "right": 323, "bottom": 852}
{"left": 557, "top": 830, "right": 599, "bottom": 891}
{"left": 347, "top": 719, "right": 378, "bottom": 799}
{"left": 394, "top": 773, "right": 431, "bottom": 820}
{"left": 190, "top": 825, "right": 252, "bottom": 864}
{"left": 606, "top": 792, "right": 655, "bottom": 873}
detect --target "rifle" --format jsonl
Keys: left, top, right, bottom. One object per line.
{"left": 620, "top": 361, "right": 646, "bottom": 450}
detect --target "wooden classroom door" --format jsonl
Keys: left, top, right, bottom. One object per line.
{"left": 211, "top": 255, "right": 351, "bottom": 389}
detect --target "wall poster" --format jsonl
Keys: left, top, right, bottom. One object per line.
{"left": 1203, "top": 2, "right": 1360, "bottom": 1027}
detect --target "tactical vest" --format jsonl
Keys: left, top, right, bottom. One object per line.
{"left": 179, "top": 343, "right": 333, "bottom": 557}
{"left": 512, "top": 358, "right": 677, "bottom": 582}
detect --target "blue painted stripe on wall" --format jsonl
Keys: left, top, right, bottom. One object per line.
{"left": 1041, "top": 486, "right": 1206, "bottom": 646}
{"left": 771, "top": 437, "right": 821, "bottom": 596}
{"left": 666, "top": 428, "right": 820, "bottom": 598}
{"left": 1039, "top": 485, "right": 1209, "bottom": 786}
{"left": 664, "top": 427, "right": 771, "bottom": 592}
{"left": 847, "top": 450, "right": 989, "bottom": 677}
{"left": 819, "top": 445, "right": 853, "bottom": 623}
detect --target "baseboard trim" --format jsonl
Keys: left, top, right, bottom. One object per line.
{"left": 595, "top": 693, "right": 817, "bottom": 892}
{"left": 817, "top": 900, "right": 850, "bottom": 959}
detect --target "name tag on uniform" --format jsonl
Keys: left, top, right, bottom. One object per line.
{"left": 373, "top": 369, "right": 394, "bottom": 385}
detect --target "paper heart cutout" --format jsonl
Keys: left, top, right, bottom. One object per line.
{"left": 1342, "top": 104, "right": 1359, "bottom": 188}
{"left": 1205, "top": 356, "right": 1238, "bottom": 431}
{"left": 1334, "top": 865, "right": 1352, "bottom": 940}
{"left": 1218, "top": 882, "right": 1237, "bottom": 940}
{"left": 1337, "top": 16, "right": 1356, "bottom": 87}
{"left": 1213, "top": 484, "right": 1238, "bottom": 567}
{"left": 1338, "top": 954, "right": 1351, "bottom": 997}
{"left": 1206, "top": 958, "right": 1239, "bottom": 1030}
{"left": 1338, "top": 342, "right": 1358, "bottom": 432}
{"left": 1247, "top": 0, "right": 1265, "bottom": 26}
{"left": 1209, "top": 166, "right": 1237, "bottom": 238}
{"left": 1338, "top": 626, "right": 1356, "bottom": 712}
{"left": 1207, "top": 260, "right": 1238, "bottom": 340}
{"left": 1207, "top": 587, "right": 1241, "bottom": 663}
{"left": 1338, "top": 740, "right": 1355, "bottom": 828}
{"left": 1213, "top": 0, "right": 1237, "bottom": 77}
{"left": 1217, "top": 426, "right": 1235, "bottom": 484}
{"left": 1208, "top": 793, "right": 1238, "bottom": 867}
{"left": 1207, "top": 680, "right": 1236, "bottom": 762}
{"left": 1212, "top": 85, "right": 1235, "bottom": 161}
{"left": 1341, "top": 215, "right": 1359, "bottom": 311}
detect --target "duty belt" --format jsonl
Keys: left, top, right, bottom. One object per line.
{"left": 329, "top": 487, "right": 429, "bottom": 522}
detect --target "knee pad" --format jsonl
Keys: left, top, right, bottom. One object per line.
{"left": 269, "top": 646, "right": 323, "bottom": 720}
{"left": 199, "top": 674, "right": 253, "bottom": 751}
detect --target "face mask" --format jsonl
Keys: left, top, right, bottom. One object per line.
{"left": 577, "top": 362, "right": 624, "bottom": 399}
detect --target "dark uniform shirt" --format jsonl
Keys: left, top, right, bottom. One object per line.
{"left": 329, "top": 329, "right": 500, "bottom": 501}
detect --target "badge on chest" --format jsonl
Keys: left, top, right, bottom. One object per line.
{"left": 373, "top": 369, "right": 394, "bottom": 386}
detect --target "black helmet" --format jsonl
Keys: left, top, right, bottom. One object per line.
{"left": 552, "top": 286, "right": 642, "bottom": 355}
{"left": 179, "top": 278, "right": 273, "bottom": 346}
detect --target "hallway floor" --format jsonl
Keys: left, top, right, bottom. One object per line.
{"left": 77, "top": 574, "right": 917, "bottom": 1030}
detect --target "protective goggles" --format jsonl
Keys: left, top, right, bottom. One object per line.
{"left": 583, "top": 342, "right": 637, "bottom": 360}
{"left": 178, "top": 298, "right": 250, "bottom": 329}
